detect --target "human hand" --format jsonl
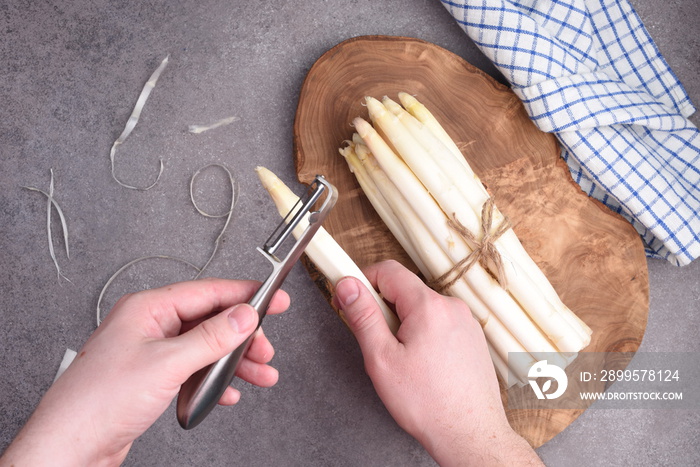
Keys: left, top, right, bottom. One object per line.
{"left": 1, "top": 278, "right": 289, "bottom": 467}
{"left": 333, "top": 260, "right": 541, "bottom": 466}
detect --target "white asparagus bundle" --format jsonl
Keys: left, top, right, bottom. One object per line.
{"left": 340, "top": 94, "right": 592, "bottom": 385}
{"left": 396, "top": 94, "right": 592, "bottom": 338}
{"left": 256, "top": 166, "right": 400, "bottom": 335}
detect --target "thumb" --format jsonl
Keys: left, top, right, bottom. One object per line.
{"left": 335, "top": 277, "right": 395, "bottom": 354}
{"left": 170, "top": 303, "right": 259, "bottom": 378}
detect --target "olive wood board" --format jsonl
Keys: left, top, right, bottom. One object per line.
{"left": 292, "top": 35, "right": 649, "bottom": 448}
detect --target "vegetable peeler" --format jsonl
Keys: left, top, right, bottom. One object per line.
{"left": 177, "top": 175, "right": 337, "bottom": 429}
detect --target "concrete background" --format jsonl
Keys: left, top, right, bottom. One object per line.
{"left": 1, "top": 0, "right": 698, "bottom": 465}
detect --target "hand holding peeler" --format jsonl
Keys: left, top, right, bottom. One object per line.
{"left": 177, "top": 175, "right": 337, "bottom": 429}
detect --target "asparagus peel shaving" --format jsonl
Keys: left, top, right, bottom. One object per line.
{"left": 188, "top": 116, "right": 239, "bottom": 134}
{"left": 190, "top": 164, "right": 237, "bottom": 278}
{"left": 23, "top": 169, "right": 71, "bottom": 283}
{"left": 109, "top": 55, "right": 169, "bottom": 191}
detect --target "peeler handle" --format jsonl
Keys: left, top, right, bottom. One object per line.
{"left": 176, "top": 267, "right": 284, "bottom": 430}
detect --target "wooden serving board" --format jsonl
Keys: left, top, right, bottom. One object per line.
{"left": 292, "top": 36, "right": 649, "bottom": 447}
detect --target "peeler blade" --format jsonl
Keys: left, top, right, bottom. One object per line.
{"left": 262, "top": 177, "right": 330, "bottom": 258}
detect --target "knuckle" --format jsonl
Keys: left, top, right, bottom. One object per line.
{"left": 252, "top": 328, "right": 275, "bottom": 362}
{"left": 363, "top": 343, "right": 395, "bottom": 377}
{"left": 378, "top": 259, "right": 403, "bottom": 273}
{"left": 107, "top": 291, "right": 146, "bottom": 320}
{"left": 417, "top": 289, "right": 447, "bottom": 311}
{"left": 113, "top": 292, "right": 134, "bottom": 306}
{"left": 197, "top": 319, "right": 231, "bottom": 353}
{"left": 441, "top": 293, "right": 467, "bottom": 310}
{"left": 115, "top": 291, "right": 142, "bottom": 308}
{"left": 344, "top": 302, "right": 378, "bottom": 332}
{"left": 413, "top": 290, "right": 470, "bottom": 328}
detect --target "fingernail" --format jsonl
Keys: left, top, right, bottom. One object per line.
{"left": 228, "top": 304, "right": 257, "bottom": 333}
{"left": 336, "top": 278, "right": 360, "bottom": 308}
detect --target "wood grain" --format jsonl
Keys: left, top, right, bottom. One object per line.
{"left": 292, "top": 36, "right": 649, "bottom": 447}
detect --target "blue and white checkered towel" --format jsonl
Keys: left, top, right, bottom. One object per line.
{"left": 441, "top": 0, "right": 700, "bottom": 266}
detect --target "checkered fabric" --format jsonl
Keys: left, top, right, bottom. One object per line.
{"left": 441, "top": 0, "right": 700, "bottom": 266}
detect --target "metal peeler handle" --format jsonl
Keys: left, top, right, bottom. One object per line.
{"left": 176, "top": 175, "right": 337, "bottom": 430}
{"left": 175, "top": 260, "right": 286, "bottom": 430}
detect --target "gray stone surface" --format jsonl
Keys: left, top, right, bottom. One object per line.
{"left": 0, "top": 1, "right": 698, "bottom": 465}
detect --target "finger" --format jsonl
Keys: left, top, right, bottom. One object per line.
{"left": 165, "top": 303, "right": 259, "bottom": 378}
{"left": 148, "top": 278, "right": 260, "bottom": 319}
{"left": 135, "top": 278, "right": 290, "bottom": 332}
{"left": 335, "top": 276, "right": 397, "bottom": 355}
{"left": 218, "top": 386, "right": 241, "bottom": 406}
{"left": 169, "top": 279, "right": 290, "bottom": 318}
{"left": 245, "top": 328, "right": 275, "bottom": 364}
{"left": 235, "top": 359, "right": 279, "bottom": 388}
{"left": 362, "top": 260, "right": 435, "bottom": 321}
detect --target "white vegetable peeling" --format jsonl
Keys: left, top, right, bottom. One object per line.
{"left": 109, "top": 55, "right": 169, "bottom": 191}
{"left": 188, "top": 116, "right": 239, "bottom": 134}
{"left": 52, "top": 348, "right": 77, "bottom": 383}
{"left": 190, "top": 164, "right": 238, "bottom": 279}
{"left": 23, "top": 169, "right": 71, "bottom": 282}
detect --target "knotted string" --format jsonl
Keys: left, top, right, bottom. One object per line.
{"left": 429, "top": 198, "right": 511, "bottom": 293}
